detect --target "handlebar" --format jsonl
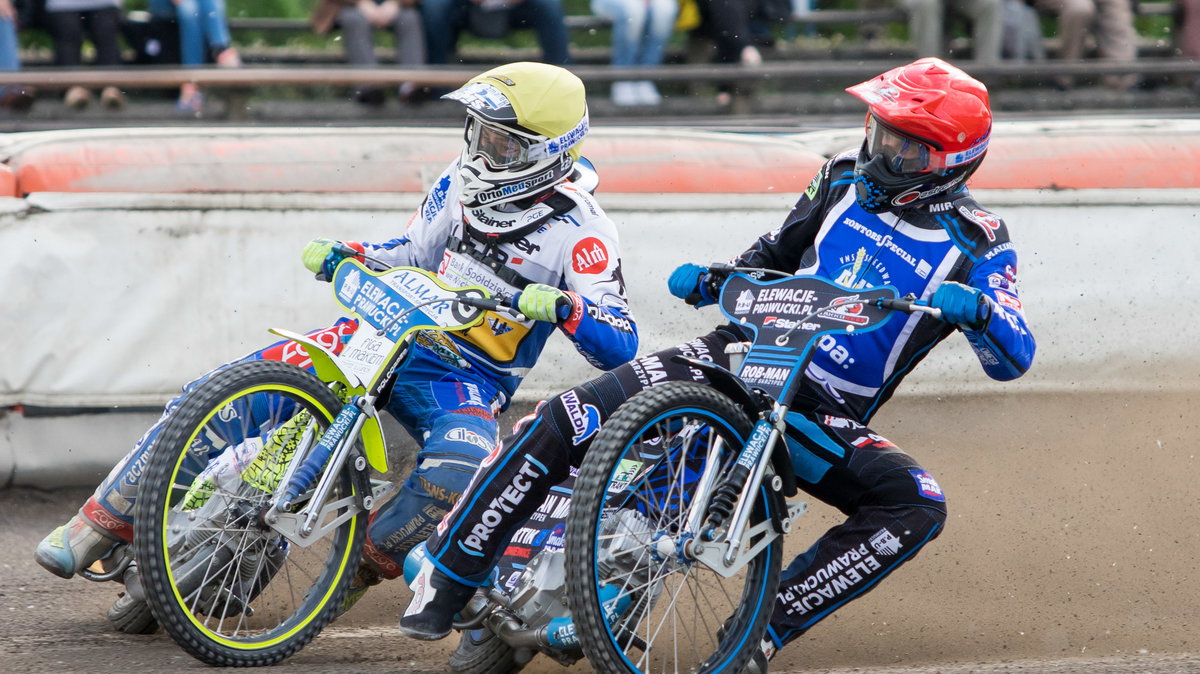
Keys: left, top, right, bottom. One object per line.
{"left": 702, "top": 264, "right": 944, "bottom": 320}
{"left": 459, "top": 292, "right": 572, "bottom": 322}
{"left": 322, "top": 245, "right": 570, "bottom": 324}
{"left": 876, "top": 294, "right": 943, "bottom": 320}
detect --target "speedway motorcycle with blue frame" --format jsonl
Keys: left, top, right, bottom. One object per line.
{"left": 557, "top": 266, "right": 936, "bottom": 674}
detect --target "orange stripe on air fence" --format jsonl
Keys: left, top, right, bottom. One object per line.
{"left": 6, "top": 131, "right": 829, "bottom": 196}
{"left": 972, "top": 134, "right": 1200, "bottom": 190}
{"left": 6, "top": 129, "right": 1200, "bottom": 196}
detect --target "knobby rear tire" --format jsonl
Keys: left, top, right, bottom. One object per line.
{"left": 448, "top": 627, "right": 530, "bottom": 674}
{"left": 134, "top": 359, "right": 366, "bottom": 666}
{"left": 565, "top": 381, "right": 781, "bottom": 674}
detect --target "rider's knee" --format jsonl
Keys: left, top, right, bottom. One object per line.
{"left": 864, "top": 465, "right": 949, "bottom": 533}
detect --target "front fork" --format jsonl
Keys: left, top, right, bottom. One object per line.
{"left": 261, "top": 395, "right": 396, "bottom": 546}
{"left": 684, "top": 401, "right": 805, "bottom": 577}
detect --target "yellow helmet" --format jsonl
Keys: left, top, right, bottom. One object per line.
{"left": 444, "top": 62, "right": 589, "bottom": 212}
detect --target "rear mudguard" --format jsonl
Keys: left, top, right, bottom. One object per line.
{"left": 268, "top": 328, "right": 389, "bottom": 474}
{"left": 670, "top": 355, "right": 798, "bottom": 500}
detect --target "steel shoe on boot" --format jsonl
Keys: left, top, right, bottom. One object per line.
{"left": 35, "top": 514, "right": 121, "bottom": 579}
{"left": 398, "top": 558, "right": 475, "bottom": 641}
{"left": 334, "top": 562, "right": 384, "bottom": 619}
{"left": 742, "top": 635, "right": 776, "bottom": 674}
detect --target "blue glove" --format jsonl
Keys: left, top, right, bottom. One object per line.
{"left": 668, "top": 263, "right": 717, "bottom": 307}
{"left": 302, "top": 238, "right": 355, "bottom": 281}
{"left": 930, "top": 282, "right": 991, "bottom": 329}
{"left": 517, "top": 283, "right": 574, "bottom": 323}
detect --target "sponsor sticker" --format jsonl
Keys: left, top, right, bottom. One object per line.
{"left": 572, "top": 237, "right": 609, "bottom": 274}
{"left": 958, "top": 206, "right": 1003, "bottom": 242}
{"left": 909, "top": 469, "right": 946, "bottom": 502}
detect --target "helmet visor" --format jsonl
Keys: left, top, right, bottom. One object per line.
{"left": 865, "top": 116, "right": 941, "bottom": 175}
{"left": 466, "top": 117, "right": 533, "bottom": 168}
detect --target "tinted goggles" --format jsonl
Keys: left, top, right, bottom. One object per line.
{"left": 465, "top": 117, "right": 535, "bottom": 168}
{"left": 865, "top": 116, "right": 941, "bottom": 175}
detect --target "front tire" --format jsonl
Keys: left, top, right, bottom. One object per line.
{"left": 135, "top": 359, "right": 366, "bottom": 666}
{"left": 566, "top": 381, "right": 781, "bottom": 674}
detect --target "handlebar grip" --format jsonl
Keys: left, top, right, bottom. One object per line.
{"left": 332, "top": 242, "right": 360, "bottom": 257}
{"left": 555, "top": 296, "right": 572, "bottom": 321}
{"left": 877, "top": 296, "right": 943, "bottom": 320}
{"left": 458, "top": 295, "right": 507, "bottom": 312}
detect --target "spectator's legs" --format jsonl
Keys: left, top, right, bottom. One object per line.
{"left": 0, "top": 18, "right": 17, "bottom": 72}
{"left": 1091, "top": 0, "right": 1137, "bottom": 89}
{"left": 45, "top": 11, "right": 93, "bottom": 110}
{"left": 511, "top": 0, "right": 570, "bottom": 64}
{"left": 1182, "top": 0, "right": 1200, "bottom": 59}
{"left": 1037, "top": 0, "right": 1093, "bottom": 61}
{"left": 339, "top": 8, "right": 379, "bottom": 65}
{"left": 698, "top": 0, "right": 754, "bottom": 63}
{"left": 637, "top": 0, "right": 679, "bottom": 103}
{"left": 393, "top": 7, "right": 427, "bottom": 66}
{"left": 82, "top": 7, "right": 123, "bottom": 66}
{"left": 423, "top": 0, "right": 467, "bottom": 64}
{"left": 1036, "top": 0, "right": 1092, "bottom": 88}
{"left": 172, "top": 0, "right": 208, "bottom": 66}
{"left": 196, "top": 0, "right": 234, "bottom": 54}
{"left": 82, "top": 7, "right": 127, "bottom": 109}
{"left": 592, "top": 0, "right": 642, "bottom": 104}
{"left": 45, "top": 11, "right": 85, "bottom": 67}
{"left": 898, "top": 0, "right": 945, "bottom": 57}
{"left": 592, "top": 0, "right": 640, "bottom": 67}
{"left": 957, "top": 0, "right": 1003, "bottom": 62}
{"left": 641, "top": 0, "right": 680, "bottom": 66}
{"left": 393, "top": 7, "right": 428, "bottom": 101}
{"left": 336, "top": 7, "right": 388, "bottom": 105}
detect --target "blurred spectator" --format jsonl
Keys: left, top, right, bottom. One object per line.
{"left": 1175, "top": 0, "right": 1199, "bottom": 90}
{"left": 44, "top": 0, "right": 125, "bottom": 109}
{"left": 311, "top": 0, "right": 427, "bottom": 105}
{"left": 1001, "top": 0, "right": 1045, "bottom": 59}
{"left": 592, "top": 0, "right": 677, "bottom": 106}
{"left": 0, "top": 0, "right": 34, "bottom": 111}
{"left": 897, "top": 0, "right": 1003, "bottom": 62}
{"left": 691, "top": 0, "right": 763, "bottom": 105}
{"left": 422, "top": 0, "right": 569, "bottom": 65}
{"left": 148, "top": 0, "right": 241, "bottom": 112}
{"left": 1034, "top": 0, "right": 1137, "bottom": 90}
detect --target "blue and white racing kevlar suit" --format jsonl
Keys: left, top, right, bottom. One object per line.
{"left": 418, "top": 149, "right": 1036, "bottom": 652}
{"left": 74, "top": 159, "right": 639, "bottom": 578}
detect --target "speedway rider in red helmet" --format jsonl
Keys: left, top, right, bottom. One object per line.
{"left": 400, "top": 57, "right": 1034, "bottom": 672}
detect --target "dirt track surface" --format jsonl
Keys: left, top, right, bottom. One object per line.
{"left": 3, "top": 391, "right": 1199, "bottom": 674}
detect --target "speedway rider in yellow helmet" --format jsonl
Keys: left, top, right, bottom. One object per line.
{"left": 33, "top": 62, "right": 638, "bottom": 627}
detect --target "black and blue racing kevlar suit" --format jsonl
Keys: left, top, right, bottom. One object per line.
{"left": 420, "top": 150, "right": 1036, "bottom": 651}
{"left": 73, "top": 159, "right": 639, "bottom": 578}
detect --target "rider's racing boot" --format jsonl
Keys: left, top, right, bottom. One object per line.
{"left": 34, "top": 513, "right": 121, "bottom": 579}
{"left": 398, "top": 555, "right": 475, "bottom": 641}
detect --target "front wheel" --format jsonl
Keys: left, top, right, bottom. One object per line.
{"left": 565, "top": 381, "right": 781, "bottom": 674}
{"left": 134, "top": 359, "right": 367, "bottom": 666}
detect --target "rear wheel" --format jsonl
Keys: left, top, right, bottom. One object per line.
{"left": 566, "top": 381, "right": 781, "bottom": 674}
{"left": 449, "top": 627, "right": 532, "bottom": 674}
{"left": 107, "top": 592, "right": 158, "bottom": 635}
{"left": 135, "top": 359, "right": 366, "bottom": 666}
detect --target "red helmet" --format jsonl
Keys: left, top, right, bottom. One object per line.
{"left": 845, "top": 58, "right": 992, "bottom": 212}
